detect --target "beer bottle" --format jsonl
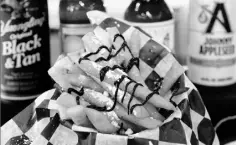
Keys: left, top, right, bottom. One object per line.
{"left": 187, "top": 0, "right": 236, "bottom": 143}
{"left": 59, "top": 0, "right": 106, "bottom": 53}
{"left": 124, "top": 0, "right": 175, "bottom": 52}
{"left": 188, "top": 0, "right": 236, "bottom": 88}
{"left": 0, "top": 0, "right": 51, "bottom": 125}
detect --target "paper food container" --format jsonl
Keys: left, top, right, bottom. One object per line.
{"left": 1, "top": 11, "right": 220, "bottom": 145}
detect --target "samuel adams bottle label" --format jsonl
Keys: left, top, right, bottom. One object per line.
{"left": 0, "top": 0, "right": 51, "bottom": 101}
{"left": 188, "top": 0, "right": 236, "bottom": 86}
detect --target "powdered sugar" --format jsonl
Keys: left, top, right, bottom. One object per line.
{"left": 125, "top": 128, "right": 133, "bottom": 135}
{"left": 84, "top": 89, "right": 114, "bottom": 108}
{"left": 103, "top": 111, "right": 120, "bottom": 128}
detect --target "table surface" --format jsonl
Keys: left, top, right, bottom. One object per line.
{"left": 1, "top": 30, "right": 236, "bottom": 145}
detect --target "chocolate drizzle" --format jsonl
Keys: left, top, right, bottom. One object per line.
{"left": 130, "top": 91, "right": 159, "bottom": 114}
{"left": 99, "top": 58, "right": 139, "bottom": 82}
{"left": 67, "top": 87, "right": 84, "bottom": 96}
{"left": 121, "top": 80, "right": 133, "bottom": 103}
{"left": 113, "top": 34, "right": 134, "bottom": 58}
{"left": 79, "top": 45, "right": 110, "bottom": 63}
{"left": 88, "top": 76, "right": 126, "bottom": 112}
{"left": 94, "top": 44, "right": 126, "bottom": 62}
{"left": 87, "top": 105, "right": 107, "bottom": 111}
{"left": 106, "top": 76, "right": 126, "bottom": 111}
{"left": 100, "top": 66, "right": 110, "bottom": 82}
{"left": 129, "top": 78, "right": 164, "bottom": 113}
{"left": 79, "top": 33, "right": 135, "bottom": 64}
{"left": 127, "top": 83, "right": 141, "bottom": 114}
{"left": 78, "top": 57, "right": 89, "bottom": 64}
{"left": 114, "top": 75, "right": 126, "bottom": 86}
{"left": 100, "top": 67, "right": 144, "bottom": 114}
{"left": 126, "top": 57, "right": 139, "bottom": 72}
{"left": 117, "top": 123, "right": 124, "bottom": 134}
{"left": 100, "top": 66, "right": 126, "bottom": 82}
{"left": 77, "top": 33, "right": 163, "bottom": 114}
{"left": 113, "top": 33, "right": 125, "bottom": 42}
{"left": 66, "top": 87, "right": 84, "bottom": 105}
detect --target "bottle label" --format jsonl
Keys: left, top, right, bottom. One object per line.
{"left": 126, "top": 19, "right": 175, "bottom": 52}
{"left": 0, "top": 0, "right": 51, "bottom": 100}
{"left": 188, "top": 0, "right": 236, "bottom": 86}
{"left": 60, "top": 24, "right": 93, "bottom": 53}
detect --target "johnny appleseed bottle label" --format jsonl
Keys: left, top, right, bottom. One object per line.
{"left": 0, "top": 0, "right": 51, "bottom": 100}
{"left": 188, "top": 0, "right": 236, "bottom": 86}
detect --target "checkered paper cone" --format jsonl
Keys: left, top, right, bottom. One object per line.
{"left": 1, "top": 11, "right": 220, "bottom": 145}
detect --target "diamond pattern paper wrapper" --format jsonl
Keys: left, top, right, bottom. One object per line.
{"left": 1, "top": 13, "right": 220, "bottom": 145}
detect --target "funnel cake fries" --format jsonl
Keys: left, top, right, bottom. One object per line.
{"left": 80, "top": 27, "right": 141, "bottom": 78}
{"left": 67, "top": 54, "right": 153, "bottom": 119}
{"left": 77, "top": 27, "right": 175, "bottom": 111}
{"left": 48, "top": 27, "right": 176, "bottom": 134}
{"left": 49, "top": 55, "right": 162, "bottom": 133}
{"left": 49, "top": 55, "right": 162, "bottom": 120}
{"left": 81, "top": 27, "right": 164, "bottom": 120}
{"left": 77, "top": 60, "right": 174, "bottom": 112}
{"left": 80, "top": 27, "right": 174, "bottom": 109}
{"left": 79, "top": 28, "right": 160, "bottom": 118}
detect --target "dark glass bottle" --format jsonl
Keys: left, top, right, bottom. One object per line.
{"left": 187, "top": 0, "right": 236, "bottom": 144}
{"left": 124, "top": 0, "right": 174, "bottom": 51}
{"left": 59, "top": 0, "right": 106, "bottom": 53}
{"left": 0, "top": 0, "right": 52, "bottom": 125}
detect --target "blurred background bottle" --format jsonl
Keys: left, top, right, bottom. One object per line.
{"left": 59, "top": 0, "right": 106, "bottom": 53}
{"left": 188, "top": 0, "right": 236, "bottom": 88}
{"left": 167, "top": 0, "right": 189, "bottom": 66}
{"left": 187, "top": 0, "right": 236, "bottom": 143}
{"left": 0, "top": 0, "right": 51, "bottom": 125}
{"left": 124, "top": 0, "right": 174, "bottom": 52}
